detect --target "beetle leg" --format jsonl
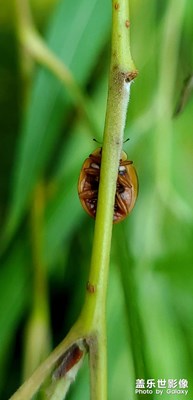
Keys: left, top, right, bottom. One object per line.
{"left": 120, "top": 160, "right": 133, "bottom": 166}
{"left": 115, "top": 192, "right": 128, "bottom": 215}
{"left": 88, "top": 154, "right": 101, "bottom": 164}
{"left": 117, "top": 174, "right": 132, "bottom": 188}
{"left": 84, "top": 167, "right": 100, "bottom": 176}
{"left": 78, "top": 189, "right": 98, "bottom": 199}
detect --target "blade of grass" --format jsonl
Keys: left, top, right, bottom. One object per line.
{"left": 5, "top": 0, "right": 111, "bottom": 244}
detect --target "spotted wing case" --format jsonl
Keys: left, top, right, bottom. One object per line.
{"left": 78, "top": 147, "right": 138, "bottom": 223}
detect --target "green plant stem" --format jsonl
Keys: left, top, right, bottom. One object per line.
{"left": 9, "top": 330, "right": 82, "bottom": 400}
{"left": 9, "top": 0, "right": 137, "bottom": 399}
{"left": 79, "top": 0, "right": 137, "bottom": 398}
{"left": 155, "top": 0, "right": 186, "bottom": 203}
{"left": 22, "top": 184, "right": 51, "bottom": 379}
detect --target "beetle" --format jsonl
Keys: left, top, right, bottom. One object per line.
{"left": 78, "top": 147, "right": 138, "bottom": 223}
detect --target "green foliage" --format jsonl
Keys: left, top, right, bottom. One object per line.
{"left": 0, "top": 0, "right": 193, "bottom": 399}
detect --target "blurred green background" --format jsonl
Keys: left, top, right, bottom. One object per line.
{"left": 0, "top": 0, "right": 193, "bottom": 399}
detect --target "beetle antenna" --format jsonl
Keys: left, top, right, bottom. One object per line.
{"left": 123, "top": 138, "right": 130, "bottom": 144}
{"left": 93, "top": 138, "right": 102, "bottom": 144}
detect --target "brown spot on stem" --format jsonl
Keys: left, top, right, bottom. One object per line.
{"left": 125, "top": 70, "right": 138, "bottom": 82}
{"left": 53, "top": 344, "right": 84, "bottom": 380}
{"left": 87, "top": 281, "right": 96, "bottom": 293}
{"left": 86, "top": 334, "right": 98, "bottom": 369}
{"left": 125, "top": 20, "right": 130, "bottom": 28}
{"left": 114, "top": 2, "right": 119, "bottom": 10}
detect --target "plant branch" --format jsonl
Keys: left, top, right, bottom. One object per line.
{"left": 22, "top": 184, "right": 51, "bottom": 380}
{"left": 79, "top": 0, "right": 137, "bottom": 398}
{"left": 13, "top": 0, "right": 99, "bottom": 137}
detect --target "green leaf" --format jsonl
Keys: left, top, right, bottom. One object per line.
{"left": 0, "top": 245, "right": 29, "bottom": 393}
{"left": 6, "top": 0, "right": 111, "bottom": 241}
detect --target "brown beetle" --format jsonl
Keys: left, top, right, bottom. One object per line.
{"left": 78, "top": 147, "right": 138, "bottom": 223}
